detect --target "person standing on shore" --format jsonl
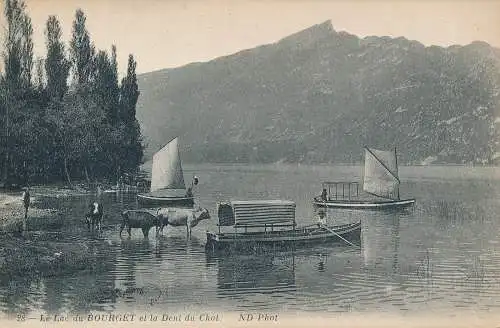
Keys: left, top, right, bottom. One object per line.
{"left": 22, "top": 187, "right": 30, "bottom": 222}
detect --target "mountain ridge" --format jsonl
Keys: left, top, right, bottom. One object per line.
{"left": 136, "top": 20, "right": 500, "bottom": 165}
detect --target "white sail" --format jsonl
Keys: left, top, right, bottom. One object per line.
{"left": 363, "top": 147, "right": 400, "bottom": 200}
{"left": 150, "top": 137, "right": 186, "bottom": 193}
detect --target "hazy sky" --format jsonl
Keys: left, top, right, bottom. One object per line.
{"left": 2, "top": 0, "right": 500, "bottom": 76}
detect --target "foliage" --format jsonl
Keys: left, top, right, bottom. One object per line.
{"left": 45, "top": 15, "right": 69, "bottom": 100}
{"left": 0, "top": 3, "right": 144, "bottom": 187}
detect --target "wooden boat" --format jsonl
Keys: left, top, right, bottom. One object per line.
{"left": 205, "top": 199, "right": 361, "bottom": 254}
{"left": 137, "top": 137, "right": 198, "bottom": 207}
{"left": 313, "top": 147, "right": 416, "bottom": 209}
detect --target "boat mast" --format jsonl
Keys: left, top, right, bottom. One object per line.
{"left": 394, "top": 147, "right": 400, "bottom": 200}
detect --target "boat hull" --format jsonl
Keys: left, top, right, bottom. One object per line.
{"left": 205, "top": 221, "right": 361, "bottom": 254}
{"left": 137, "top": 193, "right": 194, "bottom": 207}
{"left": 312, "top": 197, "right": 416, "bottom": 209}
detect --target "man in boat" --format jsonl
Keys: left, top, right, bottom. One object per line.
{"left": 185, "top": 175, "right": 198, "bottom": 198}
{"left": 321, "top": 188, "right": 328, "bottom": 201}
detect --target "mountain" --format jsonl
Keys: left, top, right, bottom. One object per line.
{"left": 136, "top": 20, "right": 500, "bottom": 165}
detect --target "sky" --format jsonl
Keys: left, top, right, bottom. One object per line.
{"left": 1, "top": 0, "right": 500, "bottom": 76}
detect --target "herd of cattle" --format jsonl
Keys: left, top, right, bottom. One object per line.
{"left": 85, "top": 202, "right": 211, "bottom": 238}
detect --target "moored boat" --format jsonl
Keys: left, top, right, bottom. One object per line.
{"left": 137, "top": 137, "right": 198, "bottom": 207}
{"left": 313, "top": 147, "right": 416, "bottom": 210}
{"left": 205, "top": 199, "right": 361, "bottom": 254}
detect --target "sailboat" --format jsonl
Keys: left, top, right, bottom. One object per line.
{"left": 137, "top": 137, "right": 198, "bottom": 207}
{"left": 312, "top": 147, "right": 416, "bottom": 209}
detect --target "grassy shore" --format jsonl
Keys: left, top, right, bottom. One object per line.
{"left": 0, "top": 186, "right": 109, "bottom": 280}
{"left": 0, "top": 182, "right": 101, "bottom": 231}
{"left": 0, "top": 193, "right": 61, "bottom": 232}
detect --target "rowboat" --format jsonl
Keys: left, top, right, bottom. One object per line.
{"left": 313, "top": 147, "right": 416, "bottom": 210}
{"left": 137, "top": 137, "right": 198, "bottom": 207}
{"left": 205, "top": 199, "right": 361, "bottom": 254}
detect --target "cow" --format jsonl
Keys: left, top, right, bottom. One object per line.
{"left": 157, "top": 207, "right": 210, "bottom": 238}
{"left": 85, "top": 202, "right": 103, "bottom": 232}
{"left": 119, "top": 209, "right": 161, "bottom": 238}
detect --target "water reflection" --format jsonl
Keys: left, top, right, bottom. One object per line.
{"left": 41, "top": 279, "right": 65, "bottom": 314}
{"left": 206, "top": 252, "right": 297, "bottom": 296}
{"left": 361, "top": 210, "right": 401, "bottom": 274}
{"left": 1, "top": 164, "right": 499, "bottom": 316}
{"left": 46, "top": 239, "right": 118, "bottom": 314}
{"left": 0, "top": 236, "right": 120, "bottom": 317}
{"left": 317, "top": 253, "right": 327, "bottom": 272}
{"left": 114, "top": 237, "right": 160, "bottom": 301}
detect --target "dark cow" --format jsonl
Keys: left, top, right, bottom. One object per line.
{"left": 119, "top": 210, "right": 161, "bottom": 238}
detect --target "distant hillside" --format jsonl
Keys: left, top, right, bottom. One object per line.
{"left": 136, "top": 20, "right": 500, "bottom": 165}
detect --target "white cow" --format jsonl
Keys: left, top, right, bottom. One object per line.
{"left": 157, "top": 207, "right": 210, "bottom": 237}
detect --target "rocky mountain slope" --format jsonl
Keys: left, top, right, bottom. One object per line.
{"left": 136, "top": 20, "right": 500, "bottom": 165}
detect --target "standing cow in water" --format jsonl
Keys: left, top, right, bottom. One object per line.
{"left": 119, "top": 210, "right": 161, "bottom": 238}
{"left": 85, "top": 202, "right": 103, "bottom": 232}
{"left": 157, "top": 207, "right": 210, "bottom": 238}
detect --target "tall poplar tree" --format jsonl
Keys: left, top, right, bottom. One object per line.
{"left": 69, "top": 9, "right": 95, "bottom": 88}
{"left": 45, "top": 15, "right": 70, "bottom": 100}
{"left": 94, "top": 48, "right": 119, "bottom": 124}
{"left": 119, "top": 54, "right": 143, "bottom": 173}
{"left": 3, "top": 0, "right": 33, "bottom": 90}
{"left": 1, "top": 0, "right": 34, "bottom": 184}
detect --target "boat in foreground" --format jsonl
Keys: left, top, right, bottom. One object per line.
{"left": 137, "top": 137, "right": 198, "bottom": 207}
{"left": 313, "top": 147, "right": 416, "bottom": 210}
{"left": 205, "top": 199, "right": 361, "bottom": 254}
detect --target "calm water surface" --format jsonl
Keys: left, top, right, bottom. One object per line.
{"left": 1, "top": 164, "right": 500, "bottom": 317}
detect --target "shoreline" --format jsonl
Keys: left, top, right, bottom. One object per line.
{"left": 0, "top": 185, "right": 110, "bottom": 280}
{"left": 0, "top": 183, "right": 93, "bottom": 233}
{"left": 0, "top": 193, "right": 60, "bottom": 233}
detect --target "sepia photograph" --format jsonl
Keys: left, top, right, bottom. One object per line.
{"left": 0, "top": 0, "right": 499, "bottom": 327}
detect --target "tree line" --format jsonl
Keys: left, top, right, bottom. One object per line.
{"left": 0, "top": 0, "right": 144, "bottom": 188}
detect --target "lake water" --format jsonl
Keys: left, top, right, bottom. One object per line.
{"left": 1, "top": 164, "right": 500, "bottom": 319}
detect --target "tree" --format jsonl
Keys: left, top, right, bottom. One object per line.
{"left": 3, "top": 0, "right": 33, "bottom": 90}
{"left": 119, "top": 54, "right": 140, "bottom": 124}
{"left": 45, "top": 15, "right": 70, "bottom": 100}
{"left": 0, "top": 4, "right": 144, "bottom": 186}
{"left": 119, "top": 54, "right": 143, "bottom": 173}
{"left": 1, "top": 0, "right": 34, "bottom": 184}
{"left": 109, "top": 45, "right": 119, "bottom": 124}
{"left": 69, "top": 9, "right": 95, "bottom": 88}
{"left": 93, "top": 48, "right": 119, "bottom": 124}
{"left": 34, "top": 57, "right": 45, "bottom": 92}
{"left": 46, "top": 89, "right": 108, "bottom": 186}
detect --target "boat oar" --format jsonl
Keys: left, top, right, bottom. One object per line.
{"left": 318, "top": 223, "right": 358, "bottom": 248}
